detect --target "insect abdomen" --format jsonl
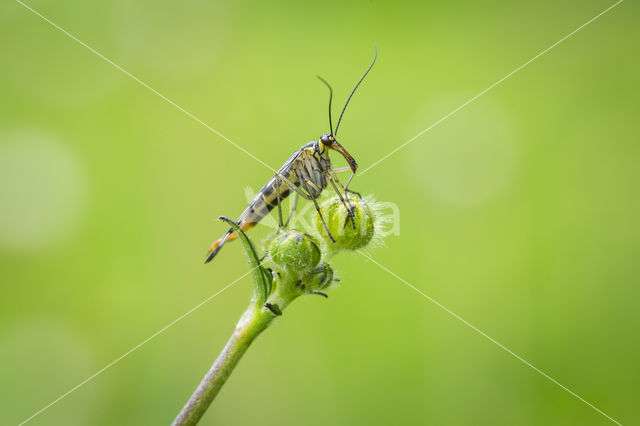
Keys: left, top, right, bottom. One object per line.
{"left": 205, "top": 175, "right": 298, "bottom": 262}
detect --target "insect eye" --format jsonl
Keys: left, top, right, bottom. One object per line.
{"left": 320, "top": 134, "right": 332, "bottom": 145}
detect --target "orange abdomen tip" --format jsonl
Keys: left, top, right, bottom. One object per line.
{"left": 204, "top": 222, "right": 257, "bottom": 264}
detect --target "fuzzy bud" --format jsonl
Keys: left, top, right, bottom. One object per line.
{"left": 314, "top": 197, "right": 375, "bottom": 251}
{"left": 269, "top": 230, "right": 321, "bottom": 272}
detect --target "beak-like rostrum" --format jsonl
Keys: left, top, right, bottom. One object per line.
{"left": 331, "top": 140, "right": 358, "bottom": 173}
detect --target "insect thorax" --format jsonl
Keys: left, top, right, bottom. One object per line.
{"left": 294, "top": 143, "right": 331, "bottom": 198}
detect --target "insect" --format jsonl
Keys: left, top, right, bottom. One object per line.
{"left": 205, "top": 49, "right": 377, "bottom": 263}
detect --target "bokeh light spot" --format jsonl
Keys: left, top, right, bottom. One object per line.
{"left": 0, "top": 132, "right": 87, "bottom": 251}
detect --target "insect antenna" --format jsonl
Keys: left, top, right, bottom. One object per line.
{"left": 316, "top": 75, "right": 334, "bottom": 135}
{"left": 334, "top": 46, "right": 377, "bottom": 136}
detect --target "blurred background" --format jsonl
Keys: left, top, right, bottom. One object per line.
{"left": 1, "top": 0, "right": 638, "bottom": 424}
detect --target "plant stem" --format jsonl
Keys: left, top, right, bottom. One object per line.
{"left": 172, "top": 305, "right": 275, "bottom": 425}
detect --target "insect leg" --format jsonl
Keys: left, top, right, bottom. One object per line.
{"left": 327, "top": 172, "right": 357, "bottom": 229}
{"left": 276, "top": 173, "right": 313, "bottom": 200}
{"left": 275, "top": 174, "right": 284, "bottom": 228}
{"left": 342, "top": 171, "right": 362, "bottom": 200}
{"left": 346, "top": 188, "right": 362, "bottom": 199}
{"left": 284, "top": 192, "right": 299, "bottom": 228}
{"left": 329, "top": 169, "right": 361, "bottom": 224}
{"left": 331, "top": 166, "right": 351, "bottom": 173}
{"left": 303, "top": 179, "right": 323, "bottom": 195}
{"left": 330, "top": 168, "right": 362, "bottom": 199}
{"left": 275, "top": 173, "right": 315, "bottom": 229}
{"left": 306, "top": 177, "right": 352, "bottom": 223}
{"left": 302, "top": 179, "right": 335, "bottom": 243}
{"left": 275, "top": 172, "right": 335, "bottom": 238}
{"left": 343, "top": 172, "right": 356, "bottom": 192}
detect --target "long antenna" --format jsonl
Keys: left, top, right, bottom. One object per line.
{"left": 316, "top": 76, "right": 334, "bottom": 135}
{"left": 334, "top": 46, "right": 377, "bottom": 136}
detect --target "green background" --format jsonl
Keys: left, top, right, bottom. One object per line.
{"left": 1, "top": 0, "right": 638, "bottom": 424}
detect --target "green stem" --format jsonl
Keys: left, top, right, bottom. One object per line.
{"left": 172, "top": 305, "right": 275, "bottom": 425}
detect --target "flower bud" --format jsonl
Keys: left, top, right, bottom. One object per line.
{"left": 314, "top": 197, "right": 375, "bottom": 251}
{"left": 269, "top": 230, "right": 321, "bottom": 272}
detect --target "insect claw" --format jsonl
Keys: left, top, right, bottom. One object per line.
{"left": 310, "top": 291, "right": 329, "bottom": 298}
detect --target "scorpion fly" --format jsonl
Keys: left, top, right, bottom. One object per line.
{"left": 205, "top": 48, "right": 377, "bottom": 263}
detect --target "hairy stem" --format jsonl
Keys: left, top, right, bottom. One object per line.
{"left": 172, "top": 305, "right": 275, "bottom": 425}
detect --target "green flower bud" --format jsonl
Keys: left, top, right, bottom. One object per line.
{"left": 314, "top": 197, "right": 375, "bottom": 251}
{"left": 269, "top": 230, "right": 321, "bottom": 272}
